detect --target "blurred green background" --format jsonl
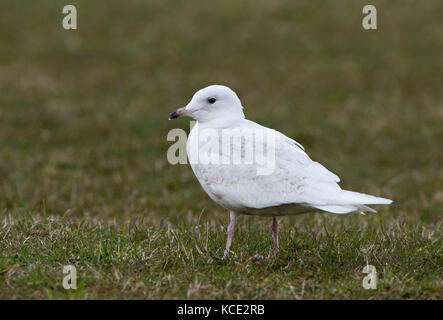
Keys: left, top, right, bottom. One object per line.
{"left": 0, "top": 0, "right": 441, "bottom": 220}
{"left": 0, "top": 0, "right": 441, "bottom": 299}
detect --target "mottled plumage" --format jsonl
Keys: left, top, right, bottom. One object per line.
{"left": 170, "top": 85, "right": 392, "bottom": 258}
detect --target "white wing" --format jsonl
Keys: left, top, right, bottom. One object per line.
{"left": 189, "top": 119, "right": 391, "bottom": 215}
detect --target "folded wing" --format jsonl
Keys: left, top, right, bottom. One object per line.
{"left": 191, "top": 120, "right": 391, "bottom": 214}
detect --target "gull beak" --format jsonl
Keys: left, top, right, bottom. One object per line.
{"left": 169, "top": 107, "right": 190, "bottom": 120}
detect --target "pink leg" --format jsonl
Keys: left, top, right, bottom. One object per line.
{"left": 271, "top": 217, "right": 279, "bottom": 255}
{"left": 223, "top": 212, "right": 238, "bottom": 259}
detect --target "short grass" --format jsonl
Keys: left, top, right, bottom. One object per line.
{"left": 0, "top": 0, "right": 442, "bottom": 299}
{"left": 1, "top": 211, "right": 441, "bottom": 299}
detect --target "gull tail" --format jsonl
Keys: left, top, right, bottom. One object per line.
{"left": 313, "top": 190, "right": 392, "bottom": 215}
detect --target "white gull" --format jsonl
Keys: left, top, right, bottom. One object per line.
{"left": 169, "top": 85, "right": 392, "bottom": 258}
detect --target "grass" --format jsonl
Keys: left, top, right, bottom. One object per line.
{"left": 0, "top": 0, "right": 442, "bottom": 299}
{"left": 1, "top": 211, "right": 441, "bottom": 299}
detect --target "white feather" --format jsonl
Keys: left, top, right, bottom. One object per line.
{"left": 182, "top": 85, "right": 392, "bottom": 216}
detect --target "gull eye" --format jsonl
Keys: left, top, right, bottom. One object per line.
{"left": 208, "top": 97, "right": 216, "bottom": 104}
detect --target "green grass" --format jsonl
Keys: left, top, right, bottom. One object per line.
{"left": 0, "top": 0, "right": 442, "bottom": 299}
{"left": 1, "top": 211, "right": 441, "bottom": 299}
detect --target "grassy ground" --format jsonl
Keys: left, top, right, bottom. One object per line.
{"left": 0, "top": 0, "right": 442, "bottom": 299}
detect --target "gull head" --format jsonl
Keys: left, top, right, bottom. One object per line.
{"left": 169, "top": 85, "right": 244, "bottom": 122}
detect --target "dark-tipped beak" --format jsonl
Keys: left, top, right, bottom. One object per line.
{"left": 168, "top": 107, "right": 188, "bottom": 120}
{"left": 169, "top": 110, "right": 180, "bottom": 120}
